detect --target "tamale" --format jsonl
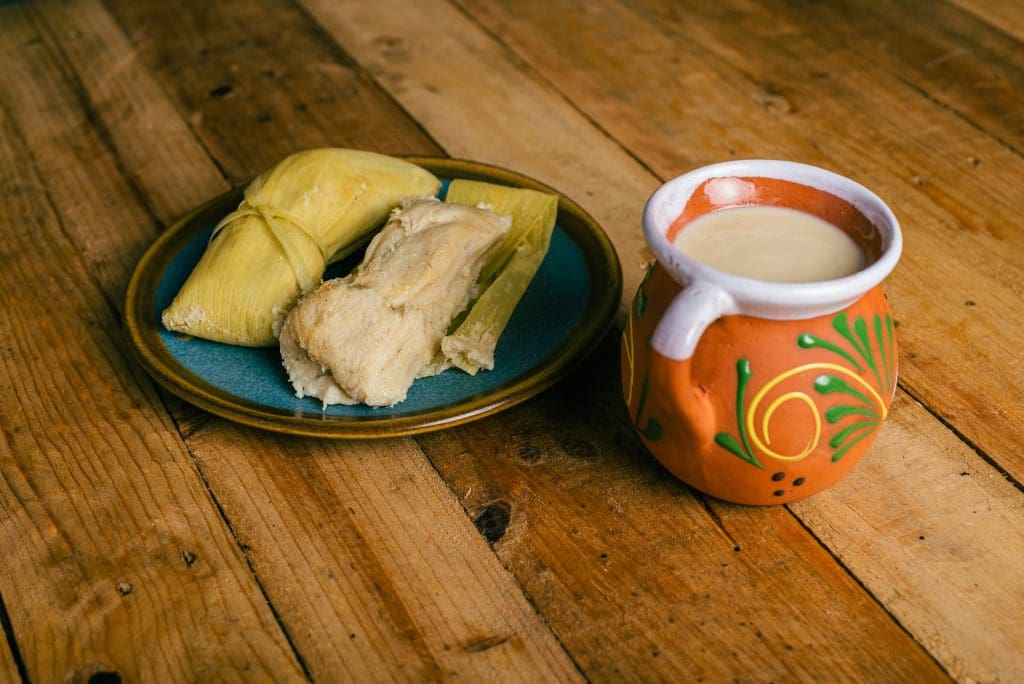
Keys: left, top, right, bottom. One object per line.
{"left": 439, "top": 180, "right": 558, "bottom": 374}
{"left": 279, "top": 198, "right": 510, "bottom": 407}
{"left": 161, "top": 148, "right": 440, "bottom": 346}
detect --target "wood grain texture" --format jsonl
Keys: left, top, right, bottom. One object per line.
{"left": 103, "top": 0, "right": 442, "bottom": 184}
{"left": 299, "top": 0, "right": 658, "bottom": 315}
{"left": 176, "top": 418, "right": 582, "bottom": 681}
{"left": 951, "top": 0, "right": 1024, "bottom": 44}
{"left": 0, "top": 69, "right": 305, "bottom": 684}
{"left": 12, "top": 0, "right": 580, "bottom": 679}
{"left": 792, "top": 392, "right": 1024, "bottom": 683}
{"left": 774, "top": 0, "right": 1024, "bottom": 154}
{"left": 455, "top": 0, "right": 1024, "bottom": 494}
{"left": 419, "top": 339, "right": 946, "bottom": 680}
{"left": 34, "top": 0, "right": 227, "bottom": 227}
{"left": 0, "top": 7, "right": 177, "bottom": 302}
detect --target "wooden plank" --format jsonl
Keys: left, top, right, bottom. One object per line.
{"left": 0, "top": 76, "right": 305, "bottom": 684}
{"left": 451, "top": 0, "right": 1024, "bottom": 492}
{"left": 176, "top": 417, "right": 582, "bottom": 681}
{"left": 297, "top": 0, "right": 658, "bottom": 314}
{"left": 773, "top": 0, "right": 1024, "bottom": 154}
{"left": 950, "top": 0, "right": 1024, "bottom": 44}
{"left": 418, "top": 339, "right": 946, "bottom": 680}
{"left": 792, "top": 392, "right": 1024, "bottom": 683}
{"left": 34, "top": 0, "right": 226, "bottom": 227}
{"left": 100, "top": 0, "right": 443, "bottom": 184}
{"left": 17, "top": 0, "right": 581, "bottom": 679}
{"left": 0, "top": 8, "right": 185, "bottom": 300}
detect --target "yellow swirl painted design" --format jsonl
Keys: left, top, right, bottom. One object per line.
{"left": 745, "top": 363, "right": 888, "bottom": 462}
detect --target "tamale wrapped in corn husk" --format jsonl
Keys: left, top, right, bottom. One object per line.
{"left": 437, "top": 180, "right": 558, "bottom": 375}
{"left": 161, "top": 148, "right": 440, "bottom": 346}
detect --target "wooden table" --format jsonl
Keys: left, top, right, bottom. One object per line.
{"left": 1, "top": 0, "right": 1022, "bottom": 681}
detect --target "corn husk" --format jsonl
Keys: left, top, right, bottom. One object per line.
{"left": 161, "top": 149, "right": 440, "bottom": 346}
{"left": 438, "top": 180, "right": 557, "bottom": 374}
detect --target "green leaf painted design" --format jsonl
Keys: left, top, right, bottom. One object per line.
{"left": 800, "top": 311, "right": 896, "bottom": 396}
{"left": 854, "top": 317, "right": 883, "bottom": 391}
{"left": 831, "top": 428, "right": 876, "bottom": 462}
{"left": 828, "top": 420, "right": 879, "bottom": 449}
{"left": 633, "top": 374, "right": 661, "bottom": 442}
{"left": 797, "top": 333, "right": 862, "bottom": 370}
{"left": 715, "top": 433, "right": 750, "bottom": 461}
{"left": 713, "top": 359, "right": 764, "bottom": 469}
{"left": 636, "top": 288, "right": 648, "bottom": 317}
{"left": 813, "top": 375, "right": 874, "bottom": 409}
{"left": 825, "top": 405, "right": 879, "bottom": 423}
{"left": 715, "top": 310, "right": 896, "bottom": 467}
{"left": 641, "top": 417, "right": 663, "bottom": 441}
{"left": 634, "top": 375, "right": 649, "bottom": 425}
{"left": 874, "top": 314, "right": 891, "bottom": 392}
{"left": 801, "top": 310, "right": 897, "bottom": 461}
{"left": 886, "top": 314, "right": 896, "bottom": 392}
{"left": 833, "top": 313, "right": 865, "bottom": 360}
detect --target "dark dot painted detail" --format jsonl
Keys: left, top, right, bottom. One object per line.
{"left": 773, "top": 490, "right": 785, "bottom": 497}
{"left": 793, "top": 477, "right": 806, "bottom": 487}
{"left": 771, "top": 472, "right": 785, "bottom": 482}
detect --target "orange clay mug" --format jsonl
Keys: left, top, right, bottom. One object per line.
{"left": 621, "top": 160, "right": 902, "bottom": 504}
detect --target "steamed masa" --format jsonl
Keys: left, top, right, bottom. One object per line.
{"left": 279, "top": 198, "right": 510, "bottom": 407}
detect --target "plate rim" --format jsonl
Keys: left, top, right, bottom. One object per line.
{"left": 123, "top": 156, "right": 623, "bottom": 438}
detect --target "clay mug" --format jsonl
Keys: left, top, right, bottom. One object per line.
{"left": 621, "top": 160, "right": 902, "bottom": 504}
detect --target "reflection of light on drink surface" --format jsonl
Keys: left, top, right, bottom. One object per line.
{"left": 673, "top": 206, "right": 866, "bottom": 283}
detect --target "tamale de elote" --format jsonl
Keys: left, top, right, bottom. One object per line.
{"left": 161, "top": 148, "right": 440, "bottom": 346}
{"left": 279, "top": 197, "right": 510, "bottom": 407}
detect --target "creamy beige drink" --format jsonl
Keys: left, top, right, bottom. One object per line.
{"left": 672, "top": 206, "right": 864, "bottom": 282}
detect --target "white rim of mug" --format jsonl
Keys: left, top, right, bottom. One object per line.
{"left": 642, "top": 159, "right": 902, "bottom": 320}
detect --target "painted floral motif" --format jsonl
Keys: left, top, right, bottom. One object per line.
{"left": 624, "top": 266, "right": 661, "bottom": 441}
{"left": 715, "top": 312, "right": 896, "bottom": 466}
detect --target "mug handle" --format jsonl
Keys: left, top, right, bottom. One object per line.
{"left": 651, "top": 281, "right": 736, "bottom": 361}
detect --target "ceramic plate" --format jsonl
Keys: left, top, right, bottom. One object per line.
{"left": 123, "top": 157, "right": 622, "bottom": 438}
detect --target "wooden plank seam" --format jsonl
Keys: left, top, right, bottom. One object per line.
{"left": 0, "top": 592, "right": 29, "bottom": 684}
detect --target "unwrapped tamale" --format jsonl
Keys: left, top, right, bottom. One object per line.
{"left": 279, "top": 197, "right": 510, "bottom": 407}
{"left": 161, "top": 148, "right": 440, "bottom": 346}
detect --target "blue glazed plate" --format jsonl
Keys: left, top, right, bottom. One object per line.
{"left": 124, "top": 157, "right": 622, "bottom": 438}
